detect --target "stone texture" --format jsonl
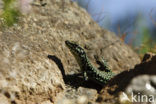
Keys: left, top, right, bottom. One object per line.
{"left": 77, "top": 87, "right": 98, "bottom": 101}
{"left": 98, "top": 53, "right": 156, "bottom": 104}
{"left": 0, "top": 0, "right": 141, "bottom": 103}
{"left": 126, "top": 75, "right": 156, "bottom": 96}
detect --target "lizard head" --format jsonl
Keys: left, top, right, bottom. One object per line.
{"left": 65, "top": 40, "right": 86, "bottom": 58}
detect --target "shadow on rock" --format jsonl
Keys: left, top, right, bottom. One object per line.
{"left": 48, "top": 55, "right": 103, "bottom": 91}
{"left": 102, "top": 53, "right": 156, "bottom": 94}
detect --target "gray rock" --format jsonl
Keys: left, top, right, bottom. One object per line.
{"left": 78, "top": 87, "right": 98, "bottom": 101}
{"left": 126, "top": 75, "right": 156, "bottom": 95}
{"left": 125, "top": 75, "right": 156, "bottom": 104}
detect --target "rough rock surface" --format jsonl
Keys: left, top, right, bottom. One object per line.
{"left": 98, "top": 53, "right": 156, "bottom": 104}
{"left": 126, "top": 75, "right": 156, "bottom": 100}
{"left": 0, "top": 0, "right": 141, "bottom": 104}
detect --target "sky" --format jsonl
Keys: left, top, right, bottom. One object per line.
{"left": 82, "top": 0, "right": 156, "bottom": 28}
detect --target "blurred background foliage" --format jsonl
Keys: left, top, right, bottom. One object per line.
{"left": 0, "top": 0, "right": 20, "bottom": 27}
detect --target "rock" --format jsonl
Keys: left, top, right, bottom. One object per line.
{"left": 142, "top": 52, "right": 155, "bottom": 62}
{"left": 76, "top": 95, "right": 88, "bottom": 104}
{"left": 56, "top": 86, "right": 97, "bottom": 104}
{"left": 40, "top": 100, "right": 54, "bottom": 104}
{"left": 77, "top": 87, "right": 98, "bottom": 101}
{"left": 98, "top": 53, "right": 156, "bottom": 103}
{"left": 0, "top": 93, "right": 10, "bottom": 104}
{"left": 126, "top": 75, "right": 156, "bottom": 96}
{"left": 0, "top": 0, "right": 140, "bottom": 103}
{"left": 119, "top": 75, "right": 156, "bottom": 104}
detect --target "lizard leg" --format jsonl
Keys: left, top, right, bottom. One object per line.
{"left": 100, "top": 57, "right": 112, "bottom": 72}
{"left": 95, "top": 55, "right": 112, "bottom": 72}
{"left": 83, "top": 72, "right": 89, "bottom": 81}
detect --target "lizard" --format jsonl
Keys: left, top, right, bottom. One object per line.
{"left": 65, "top": 40, "right": 115, "bottom": 85}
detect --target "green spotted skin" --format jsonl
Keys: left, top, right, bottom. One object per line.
{"left": 65, "top": 40, "right": 114, "bottom": 85}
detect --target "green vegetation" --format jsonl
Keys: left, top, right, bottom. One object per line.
{"left": 0, "top": 0, "right": 21, "bottom": 27}
{"left": 128, "top": 14, "right": 156, "bottom": 56}
{"left": 138, "top": 28, "right": 156, "bottom": 55}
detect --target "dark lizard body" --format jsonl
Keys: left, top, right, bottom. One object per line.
{"left": 65, "top": 40, "right": 114, "bottom": 85}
